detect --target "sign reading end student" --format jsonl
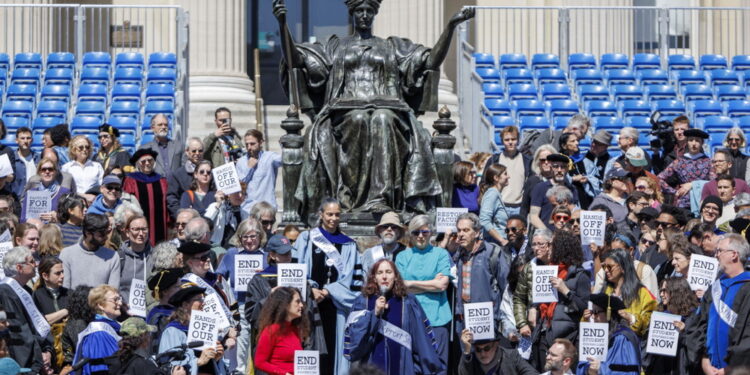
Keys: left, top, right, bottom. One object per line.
{"left": 212, "top": 162, "right": 241, "bottom": 195}
{"left": 464, "top": 302, "right": 494, "bottom": 341}
{"left": 686, "top": 254, "right": 719, "bottom": 291}
{"left": 435, "top": 207, "right": 468, "bottom": 233}
{"left": 294, "top": 350, "right": 319, "bottom": 375}
{"left": 278, "top": 263, "right": 308, "bottom": 301}
{"left": 579, "top": 322, "right": 608, "bottom": 363}
{"left": 646, "top": 312, "right": 681, "bottom": 357}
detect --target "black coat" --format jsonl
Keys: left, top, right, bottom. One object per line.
{"left": 458, "top": 346, "right": 539, "bottom": 375}
{"left": 112, "top": 349, "right": 162, "bottom": 375}
{"left": 0, "top": 283, "right": 46, "bottom": 373}
{"left": 166, "top": 165, "right": 193, "bottom": 219}
{"left": 541, "top": 265, "right": 591, "bottom": 346}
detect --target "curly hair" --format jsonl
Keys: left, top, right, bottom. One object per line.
{"left": 550, "top": 230, "right": 583, "bottom": 266}
{"left": 116, "top": 333, "right": 149, "bottom": 364}
{"left": 257, "top": 287, "right": 310, "bottom": 342}
{"left": 660, "top": 277, "right": 699, "bottom": 317}
{"left": 68, "top": 285, "right": 94, "bottom": 322}
{"left": 362, "top": 259, "right": 408, "bottom": 298}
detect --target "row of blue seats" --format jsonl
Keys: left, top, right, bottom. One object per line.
{"left": 484, "top": 98, "right": 695, "bottom": 119}
{"left": 1, "top": 82, "right": 175, "bottom": 108}
{"left": 0, "top": 66, "right": 177, "bottom": 91}
{"left": 474, "top": 52, "right": 750, "bottom": 73}
{"left": 1, "top": 52, "right": 177, "bottom": 73}
{"left": 1, "top": 99, "right": 174, "bottom": 125}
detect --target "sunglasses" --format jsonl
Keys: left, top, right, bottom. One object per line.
{"left": 104, "top": 185, "right": 122, "bottom": 192}
{"left": 411, "top": 229, "right": 431, "bottom": 237}
{"left": 602, "top": 263, "right": 619, "bottom": 272}
{"left": 139, "top": 158, "right": 155, "bottom": 164}
{"left": 474, "top": 344, "right": 495, "bottom": 354}
{"left": 40, "top": 167, "right": 55, "bottom": 173}
{"left": 640, "top": 238, "right": 656, "bottom": 246}
{"left": 635, "top": 185, "right": 648, "bottom": 191}
{"left": 655, "top": 221, "right": 676, "bottom": 228}
{"left": 196, "top": 170, "right": 211, "bottom": 175}
{"left": 191, "top": 254, "right": 211, "bottom": 262}
{"left": 504, "top": 227, "right": 522, "bottom": 234}
{"left": 553, "top": 214, "right": 570, "bottom": 222}
{"left": 261, "top": 220, "right": 276, "bottom": 226}
{"left": 380, "top": 224, "right": 400, "bottom": 231}
{"left": 76, "top": 145, "right": 91, "bottom": 151}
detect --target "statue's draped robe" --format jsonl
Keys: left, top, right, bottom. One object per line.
{"left": 282, "top": 35, "right": 443, "bottom": 221}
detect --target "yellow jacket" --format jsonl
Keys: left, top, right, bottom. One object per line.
{"left": 604, "top": 285, "right": 657, "bottom": 337}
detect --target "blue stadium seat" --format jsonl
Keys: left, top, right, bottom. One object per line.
{"left": 535, "top": 68, "right": 567, "bottom": 85}
{"left": 0, "top": 53, "right": 9, "bottom": 71}
{"left": 120, "top": 132, "right": 136, "bottom": 152}
{"left": 499, "top": 54, "right": 527, "bottom": 70}
{"left": 540, "top": 84, "right": 571, "bottom": 100}
{"left": 632, "top": 53, "right": 661, "bottom": 71}
{"left": 502, "top": 68, "right": 534, "bottom": 85}
{"left": 737, "top": 116, "right": 750, "bottom": 130}
{"left": 671, "top": 70, "right": 707, "bottom": 88}
{"left": 636, "top": 69, "right": 669, "bottom": 85}
{"left": 11, "top": 68, "right": 40, "bottom": 87}
{"left": 14, "top": 53, "right": 42, "bottom": 70}
{"left": 44, "top": 68, "right": 74, "bottom": 86}
{"left": 618, "top": 100, "right": 651, "bottom": 118}
{"left": 579, "top": 137, "right": 592, "bottom": 151}
{"left": 148, "top": 52, "right": 177, "bottom": 70}
{"left": 605, "top": 69, "right": 636, "bottom": 86}
{"left": 2, "top": 100, "right": 33, "bottom": 119}
{"left": 568, "top": 53, "right": 596, "bottom": 72}
{"left": 32, "top": 117, "right": 63, "bottom": 135}
{"left": 577, "top": 85, "right": 610, "bottom": 102}
{"left": 82, "top": 52, "right": 112, "bottom": 69}
{"left": 46, "top": 52, "right": 75, "bottom": 70}
{"left": 688, "top": 100, "right": 723, "bottom": 119}
{"left": 145, "top": 83, "right": 175, "bottom": 105}
{"left": 531, "top": 54, "right": 559, "bottom": 71}
{"left": 571, "top": 69, "right": 604, "bottom": 87}
{"left": 708, "top": 132, "right": 724, "bottom": 154}
{"left": 40, "top": 85, "right": 71, "bottom": 104}
{"left": 482, "top": 83, "right": 504, "bottom": 99}
{"left": 709, "top": 69, "right": 742, "bottom": 86}
{"left": 476, "top": 67, "right": 500, "bottom": 83}
{"left": 625, "top": 116, "right": 651, "bottom": 130}
{"left": 75, "top": 101, "right": 106, "bottom": 120}
{"left": 715, "top": 85, "right": 746, "bottom": 102}
{"left": 724, "top": 100, "right": 750, "bottom": 118}
{"left": 700, "top": 54, "right": 728, "bottom": 71}
{"left": 546, "top": 99, "right": 579, "bottom": 120}
{"left": 140, "top": 132, "right": 155, "bottom": 147}
{"left": 519, "top": 116, "right": 550, "bottom": 131}
{"left": 2, "top": 116, "right": 29, "bottom": 130}
{"left": 491, "top": 115, "right": 514, "bottom": 130}
{"left": 36, "top": 100, "right": 68, "bottom": 120}
{"left": 651, "top": 99, "right": 686, "bottom": 116}
{"left": 108, "top": 116, "right": 138, "bottom": 136}
{"left": 112, "top": 84, "right": 142, "bottom": 104}
{"left": 644, "top": 84, "right": 678, "bottom": 102}
{"left": 5, "top": 84, "right": 37, "bottom": 105}
{"left": 699, "top": 115, "right": 735, "bottom": 132}
{"left": 113, "top": 68, "right": 143, "bottom": 88}
{"left": 637, "top": 132, "right": 651, "bottom": 147}
{"left": 554, "top": 116, "right": 573, "bottom": 130}
{"left": 592, "top": 116, "right": 623, "bottom": 131}
{"left": 668, "top": 54, "right": 696, "bottom": 72}
{"left": 513, "top": 99, "right": 546, "bottom": 119}
{"left": 585, "top": 100, "right": 617, "bottom": 117}
{"left": 70, "top": 116, "right": 103, "bottom": 136}
{"left": 484, "top": 99, "right": 512, "bottom": 116}
{"left": 600, "top": 53, "right": 629, "bottom": 70}
{"left": 733, "top": 55, "right": 750, "bottom": 71}
{"left": 681, "top": 84, "right": 714, "bottom": 102}
{"left": 507, "top": 84, "right": 538, "bottom": 101}
{"left": 610, "top": 85, "right": 643, "bottom": 102}
{"left": 115, "top": 52, "right": 145, "bottom": 70}
{"left": 80, "top": 68, "right": 110, "bottom": 87}
{"left": 144, "top": 100, "right": 174, "bottom": 120}
{"left": 473, "top": 53, "right": 495, "bottom": 67}
{"left": 109, "top": 101, "right": 140, "bottom": 121}
{"left": 77, "top": 84, "right": 108, "bottom": 104}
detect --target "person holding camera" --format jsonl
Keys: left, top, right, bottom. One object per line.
{"left": 203, "top": 107, "right": 244, "bottom": 168}
{"left": 652, "top": 115, "right": 690, "bottom": 174}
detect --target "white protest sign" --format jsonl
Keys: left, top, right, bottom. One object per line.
{"left": 127, "top": 279, "right": 147, "bottom": 318}
{"left": 579, "top": 322, "right": 609, "bottom": 362}
{"left": 212, "top": 162, "right": 241, "bottom": 194}
{"left": 234, "top": 254, "right": 264, "bottom": 291}
{"left": 435, "top": 207, "right": 468, "bottom": 233}
{"left": 278, "top": 263, "right": 308, "bottom": 301}
{"left": 464, "top": 302, "right": 494, "bottom": 341}
{"left": 202, "top": 293, "right": 231, "bottom": 332}
{"left": 0, "top": 154, "right": 12, "bottom": 178}
{"left": 532, "top": 265, "right": 559, "bottom": 303}
{"left": 187, "top": 310, "right": 218, "bottom": 351}
{"left": 294, "top": 350, "right": 320, "bottom": 375}
{"left": 580, "top": 211, "right": 607, "bottom": 246}
{"left": 0, "top": 242, "right": 13, "bottom": 277}
{"left": 646, "top": 312, "right": 681, "bottom": 357}
{"left": 25, "top": 190, "right": 51, "bottom": 220}
{"left": 687, "top": 254, "right": 719, "bottom": 291}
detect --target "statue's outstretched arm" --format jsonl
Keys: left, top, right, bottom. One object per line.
{"left": 273, "top": 0, "right": 304, "bottom": 69}
{"left": 426, "top": 7, "right": 475, "bottom": 71}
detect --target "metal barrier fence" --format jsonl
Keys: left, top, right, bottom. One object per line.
{"left": 0, "top": 4, "right": 189, "bottom": 144}
{"left": 457, "top": 5, "right": 750, "bottom": 152}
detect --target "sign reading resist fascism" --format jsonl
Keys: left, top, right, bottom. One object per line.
{"left": 646, "top": 312, "right": 681, "bottom": 357}
{"left": 464, "top": 302, "right": 494, "bottom": 341}
{"left": 212, "top": 162, "right": 242, "bottom": 194}
{"left": 435, "top": 207, "right": 468, "bottom": 233}
{"left": 234, "top": 254, "right": 264, "bottom": 290}
{"left": 579, "top": 322, "right": 609, "bottom": 363}
{"left": 127, "top": 279, "right": 147, "bottom": 318}
{"left": 294, "top": 350, "right": 319, "bottom": 375}
{"left": 278, "top": 264, "right": 308, "bottom": 301}
{"left": 532, "top": 265, "right": 559, "bottom": 303}
{"left": 686, "top": 254, "right": 719, "bottom": 291}
{"left": 580, "top": 211, "right": 606, "bottom": 246}
{"left": 187, "top": 310, "right": 218, "bottom": 351}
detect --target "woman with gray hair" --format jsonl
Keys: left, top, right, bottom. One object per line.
{"left": 394, "top": 214, "right": 452, "bottom": 373}
{"left": 512, "top": 229, "right": 553, "bottom": 340}
{"left": 723, "top": 127, "right": 750, "bottom": 180}
{"left": 151, "top": 241, "right": 182, "bottom": 271}
{"left": 521, "top": 144, "right": 557, "bottom": 219}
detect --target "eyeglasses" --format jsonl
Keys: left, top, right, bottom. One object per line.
{"left": 728, "top": 137, "right": 742, "bottom": 143}
{"left": 474, "top": 344, "right": 495, "bottom": 354}
{"left": 196, "top": 170, "right": 211, "bottom": 175}
{"left": 531, "top": 241, "right": 549, "bottom": 248}
{"left": 551, "top": 164, "right": 567, "bottom": 170}
{"left": 75, "top": 145, "right": 90, "bottom": 151}
{"left": 539, "top": 158, "right": 550, "bottom": 164}
{"left": 98, "top": 134, "right": 111, "bottom": 139}
{"left": 139, "top": 158, "right": 155, "bottom": 164}
{"left": 241, "top": 234, "right": 259, "bottom": 241}
{"left": 635, "top": 185, "right": 648, "bottom": 191}
{"left": 640, "top": 238, "right": 656, "bottom": 246}
{"left": 129, "top": 227, "right": 148, "bottom": 233}
{"left": 191, "top": 254, "right": 211, "bottom": 262}
{"left": 411, "top": 229, "right": 431, "bottom": 237}
{"left": 188, "top": 149, "right": 204, "bottom": 154}
{"left": 702, "top": 205, "right": 720, "bottom": 213}
{"left": 655, "top": 220, "right": 677, "bottom": 228}
{"left": 602, "top": 263, "right": 620, "bottom": 272}
{"left": 104, "top": 185, "right": 121, "bottom": 192}
{"left": 175, "top": 222, "right": 188, "bottom": 228}
{"left": 569, "top": 218, "right": 580, "bottom": 225}
{"left": 504, "top": 227, "right": 522, "bottom": 234}
{"left": 716, "top": 247, "right": 736, "bottom": 256}
{"left": 553, "top": 214, "right": 570, "bottom": 222}
{"left": 261, "top": 220, "right": 276, "bottom": 227}
{"left": 20, "top": 259, "right": 36, "bottom": 267}
{"left": 107, "top": 296, "right": 123, "bottom": 304}
{"left": 711, "top": 159, "right": 728, "bottom": 164}
{"left": 40, "top": 167, "right": 55, "bottom": 173}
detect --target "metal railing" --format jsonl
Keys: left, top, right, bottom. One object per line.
{"left": 457, "top": 5, "right": 750, "bottom": 152}
{"left": 0, "top": 3, "right": 189, "bottom": 144}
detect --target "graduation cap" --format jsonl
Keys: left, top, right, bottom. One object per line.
{"left": 147, "top": 268, "right": 185, "bottom": 300}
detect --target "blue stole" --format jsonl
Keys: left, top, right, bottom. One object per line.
{"left": 367, "top": 295, "right": 403, "bottom": 375}
{"left": 707, "top": 271, "right": 750, "bottom": 368}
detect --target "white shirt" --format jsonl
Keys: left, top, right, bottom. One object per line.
{"left": 18, "top": 151, "right": 36, "bottom": 182}
{"left": 61, "top": 160, "right": 103, "bottom": 194}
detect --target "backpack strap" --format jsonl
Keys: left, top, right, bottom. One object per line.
{"left": 187, "top": 190, "right": 195, "bottom": 204}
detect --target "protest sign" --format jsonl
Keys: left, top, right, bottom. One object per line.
{"left": 294, "top": 350, "right": 320, "bottom": 375}
{"left": 0, "top": 154, "right": 11, "bottom": 178}
{"left": 579, "top": 322, "right": 609, "bottom": 362}
{"left": 646, "top": 312, "right": 681, "bottom": 357}
{"left": 435, "top": 207, "right": 468, "bottom": 233}
{"left": 0, "top": 242, "right": 13, "bottom": 277}
{"left": 127, "top": 279, "right": 147, "bottom": 318}
{"left": 234, "top": 254, "right": 264, "bottom": 290}
{"left": 202, "top": 293, "right": 231, "bottom": 332}
{"left": 278, "top": 263, "right": 308, "bottom": 301}
{"left": 687, "top": 254, "right": 719, "bottom": 291}
{"left": 532, "top": 265, "right": 559, "bottom": 303}
{"left": 187, "top": 310, "right": 218, "bottom": 351}
{"left": 212, "top": 162, "right": 241, "bottom": 194}
{"left": 25, "top": 190, "right": 51, "bottom": 220}
{"left": 464, "top": 302, "right": 494, "bottom": 341}
{"left": 580, "top": 211, "right": 606, "bottom": 246}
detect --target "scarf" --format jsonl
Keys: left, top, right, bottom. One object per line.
{"left": 318, "top": 226, "right": 354, "bottom": 245}
{"left": 166, "top": 320, "right": 189, "bottom": 332}
{"left": 539, "top": 264, "right": 569, "bottom": 327}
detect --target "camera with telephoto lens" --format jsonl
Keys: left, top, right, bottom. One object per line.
{"left": 649, "top": 111, "right": 675, "bottom": 151}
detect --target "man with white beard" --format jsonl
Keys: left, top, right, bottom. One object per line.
{"left": 361, "top": 212, "right": 406, "bottom": 276}
{"left": 138, "top": 113, "right": 184, "bottom": 181}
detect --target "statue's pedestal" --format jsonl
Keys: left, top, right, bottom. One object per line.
{"left": 339, "top": 212, "right": 382, "bottom": 250}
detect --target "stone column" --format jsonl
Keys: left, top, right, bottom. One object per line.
{"left": 175, "top": 0, "right": 255, "bottom": 134}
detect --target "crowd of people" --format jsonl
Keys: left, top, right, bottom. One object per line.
{"left": 6, "top": 105, "right": 750, "bottom": 375}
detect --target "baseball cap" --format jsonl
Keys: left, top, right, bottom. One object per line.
{"left": 266, "top": 234, "right": 293, "bottom": 255}
{"left": 120, "top": 317, "right": 157, "bottom": 337}
{"left": 102, "top": 175, "right": 122, "bottom": 186}
{"left": 625, "top": 146, "right": 648, "bottom": 167}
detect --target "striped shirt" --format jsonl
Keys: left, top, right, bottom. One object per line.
{"left": 59, "top": 223, "right": 83, "bottom": 248}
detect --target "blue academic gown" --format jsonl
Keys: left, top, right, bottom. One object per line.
{"left": 73, "top": 315, "right": 120, "bottom": 375}
{"left": 344, "top": 294, "right": 445, "bottom": 375}
{"left": 577, "top": 325, "right": 641, "bottom": 375}
{"left": 706, "top": 272, "right": 750, "bottom": 369}
{"left": 293, "top": 228, "right": 362, "bottom": 375}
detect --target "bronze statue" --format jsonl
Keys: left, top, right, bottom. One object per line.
{"left": 274, "top": 0, "right": 474, "bottom": 222}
